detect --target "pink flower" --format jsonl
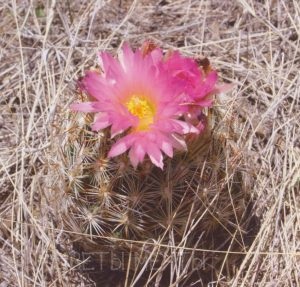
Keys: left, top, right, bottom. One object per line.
{"left": 163, "top": 51, "right": 218, "bottom": 107}
{"left": 71, "top": 43, "right": 218, "bottom": 169}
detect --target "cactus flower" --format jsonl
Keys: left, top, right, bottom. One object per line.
{"left": 71, "top": 43, "right": 218, "bottom": 169}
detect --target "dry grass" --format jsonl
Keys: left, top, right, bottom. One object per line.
{"left": 0, "top": 0, "right": 299, "bottom": 286}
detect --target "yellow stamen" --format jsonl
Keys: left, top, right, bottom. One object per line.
{"left": 125, "top": 95, "right": 155, "bottom": 131}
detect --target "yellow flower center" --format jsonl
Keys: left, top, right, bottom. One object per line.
{"left": 125, "top": 95, "right": 155, "bottom": 131}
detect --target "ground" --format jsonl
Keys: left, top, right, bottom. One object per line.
{"left": 0, "top": 0, "right": 299, "bottom": 286}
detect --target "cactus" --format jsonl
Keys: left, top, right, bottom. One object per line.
{"left": 51, "top": 98, "right": 258, "bottom": 286}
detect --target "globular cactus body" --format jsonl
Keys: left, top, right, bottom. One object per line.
{"left": 56, "top": 106, "right": 256, "bottom": 286}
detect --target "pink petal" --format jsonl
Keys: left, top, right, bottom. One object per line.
{"left": 135, "top": 144, "right": 146, "bottom": 162}
{"left": 172, "top": 120, "right": 199, "bottom": 134}
{"left": 194, "top": 71, "right": 218, "bottom": 99}
{"left": 118, "top": 43, "right": 135, "bottom": 72}
{"left": 161, "top": 140, "right": 173, "bottom": 158}
{"left": 79, "top": 71, "right": 112, "bottom": 101}
{"left": 152, "top": 131, "right": 174, "bottom": 158}
{"left": 108, "top": 135, "right": 135, "bottom": 158}
{"left": 70, "top": 102, "right": 101, "bottom": 112}
{"left": 158, "top": 103, "right": 185, "bottom": 117}
{"left": 129, "top": 148, "right": 139, "bottom": 168}
{"left": 149, "top": 48, "right": 163, "bottom": 65}
{"left": 170, "top": 134, "right": 187, "bottom": 151}
{"left": 205, "top": 71, "right": 218, "bottom": 87}
{"left": 108, "top": 142, "right": 128, "bottom": 158}
{"left": 129, "top": 144, "right": 145, "bottom": 168}
{"left": 110, "top": 119, "right": 133, "bottom": 138}
{"left": 196, "top": 120, "right": 206, "bottom": 133}
{"left": 146, "top": 143, "right": 164, "bottom": 169}
{"left": 91, "top": 114, "right": 111, "bottom": 131}
{"left": 99, "top": 52, "right": 123, "bottom": 80}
